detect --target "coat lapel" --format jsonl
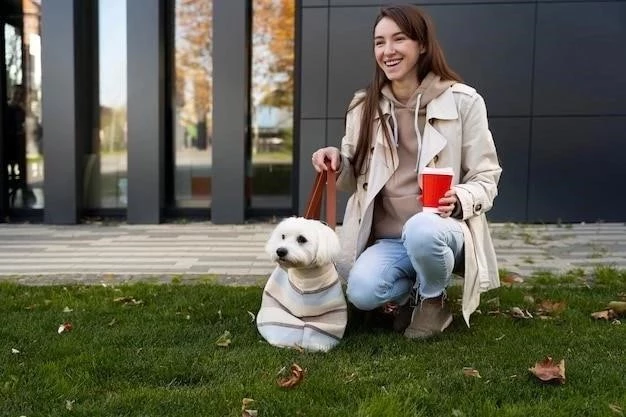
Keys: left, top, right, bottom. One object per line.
{"left": 417, "top": 88, "right": 459, "bottom": 173}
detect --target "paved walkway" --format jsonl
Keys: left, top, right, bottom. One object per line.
{"left": 0, "top": 221, "right": 625, "bottom": 285}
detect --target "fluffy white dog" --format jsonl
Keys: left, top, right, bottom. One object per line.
{"left": 256, "top": 217, "right": 348, "bottom": 352}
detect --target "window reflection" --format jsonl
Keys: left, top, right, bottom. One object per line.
{"left": 173, "top": 0, "right": 212, "bottom": 208}
{"left": 87, "top": 0, "right": 127, "bottom": 208}
{"left": 250, "top": 0, "right": 295, "bottom": 210}
{"left": 3, "top": 0, "right": 43, "bottom": 209}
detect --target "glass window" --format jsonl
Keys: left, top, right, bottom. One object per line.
{"left": 86, "top": 0, "right": 128, "bottom": 208}
{"left": 173, "top": 0, "right": 213, "bottom": 208}
{"left": 2, "top": 0, "right": 43, "bottom": 209}
{"left": 250, "top": 0, "right": 295, "bottom": 210}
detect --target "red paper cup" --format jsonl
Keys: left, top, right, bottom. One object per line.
{"left": 420, "top": 167, "right": 454, "bottom": 213}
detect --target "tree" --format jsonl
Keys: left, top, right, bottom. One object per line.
{"left": 253, "top": 0, "right": 295, "bottom": 110}
{"left": 175, "top": 0, "right": 213, "bottom": 148}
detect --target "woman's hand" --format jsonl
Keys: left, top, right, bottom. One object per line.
{"left": 311, "top": 146, "right": 341, "bottom": 173}
{"left": 437, "top": 189, "right": 459, "bottom": 218}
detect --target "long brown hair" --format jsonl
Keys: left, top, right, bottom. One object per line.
{"left": 349, "top": 4, "right": 462, "bottom": 177}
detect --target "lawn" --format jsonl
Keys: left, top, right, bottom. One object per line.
{"left": 1, "top": 268, "right": 625, "bottom": 417}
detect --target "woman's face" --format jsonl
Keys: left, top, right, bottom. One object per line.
{"left": 374, "top": 17, "right": 423, "bottom": 85}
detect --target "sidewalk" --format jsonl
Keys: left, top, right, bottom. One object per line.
{"left": 0, "top": 221, "right": 625, "bottom": 285}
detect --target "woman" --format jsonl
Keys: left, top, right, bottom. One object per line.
{"left": 311, "top": 4, "right": 502, "bottom": 339}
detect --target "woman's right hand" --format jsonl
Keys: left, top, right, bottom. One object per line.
{"left": 311, "top": 146, "right": 341, "bottom": 173}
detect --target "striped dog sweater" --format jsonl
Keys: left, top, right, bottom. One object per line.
{"left": 256, "top": 262, "right": 347, "bottom": 352}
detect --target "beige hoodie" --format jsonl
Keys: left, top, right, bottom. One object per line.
{"left": 373, "top": 72, "right": 455, "bottom": 239}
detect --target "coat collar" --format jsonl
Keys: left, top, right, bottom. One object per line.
{"left": 375, "top": 86, "right": 458, "bottom": 121}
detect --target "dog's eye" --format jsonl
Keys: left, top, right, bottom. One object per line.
{"left": 281, "top": 234, "right": 285, "bottom": 240}
{"left": 296, "top": 235, "right": 308, "bottom": 244}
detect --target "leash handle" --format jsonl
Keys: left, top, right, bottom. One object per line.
{"left": 304, "top": 160, "right": 336, "bottom": 230}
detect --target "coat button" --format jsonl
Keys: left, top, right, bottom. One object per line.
{"left": 363, "top": 182, "right": 368, "bottom": 191}
{"left": 433, "top": 155, "right": 439, "bottom": 163}
{"left": 475, "top": 203, "right": 482, "bottom": 212}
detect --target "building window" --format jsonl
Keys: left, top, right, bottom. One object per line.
{"left": 2, "top": 0, "right": 43, "bottom": 209}
{"left": 173, "top": 0, "right": 213, "bottom": 208}
{"left": 87, "top": 0, "right": 128, "bottom": 209}
{"left": 250, "top": 0, "right": 295, "bottom": 210}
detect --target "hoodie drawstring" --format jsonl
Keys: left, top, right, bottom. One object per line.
{"left": 414, "top": 94, "right": 422, "bottom": 171}
{"left": 389, "top": 101, "right": 399, "bottom": 147}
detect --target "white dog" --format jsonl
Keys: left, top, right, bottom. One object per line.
{"left": 256, "top": 217, "right": 348, "bottom": 352}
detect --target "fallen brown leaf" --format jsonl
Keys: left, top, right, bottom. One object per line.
{"left": 529, "top": 356, "right": 565, "bottom": 384}
{"left": 591, "top": 309, "right": 617, "bottom": 321}
{"left": 609, "top": 403, "right": 623, "bottom": 416}
{"left": 537, "top": 300, "right": 566, "bottom": 316}
{"left": 57, "top": 322, "right": 73, "bottom": 334}
{"left": 501, "top": 272, "right": 524, "bottom": 286}
{"left": 241, "top": 398, "right": 257, "bottom": 417}
{"left": 510, "top": 307, "right": 533, "bottom": 319}
{"left": 113, "top": 296, "right": 143, "bottom": 306}
{"left": 607, "top": 301, "right": 626, "bottom": 316}
{"left": 277, "top": 363, "right": 305, "bottom": 389}
{"left": 215, "top": 330, "right": 232, "bottom": 347}
{"left": 462, "top": 367, "right": 481, "bottom": 378}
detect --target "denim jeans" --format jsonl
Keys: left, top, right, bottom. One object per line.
{"left": 346, "top": 212, "right": 464, "bottom": 311}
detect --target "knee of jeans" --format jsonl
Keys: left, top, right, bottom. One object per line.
{"left": 346, "top": 274, "right": 385, "bottom": 311}
{"left": 403, "top": 213, "right": 443, "bottom": 255}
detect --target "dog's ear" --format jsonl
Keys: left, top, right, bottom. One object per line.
{"left": 314, "top": 222, "right": 341, "bottom": 264}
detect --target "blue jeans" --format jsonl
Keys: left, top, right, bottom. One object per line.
{"left": 346, "top": 212, "right": 464, "bottom": 311}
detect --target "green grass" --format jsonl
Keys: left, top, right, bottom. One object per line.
{"left": 1, "top": 271, "right": 625, "bottom": 417}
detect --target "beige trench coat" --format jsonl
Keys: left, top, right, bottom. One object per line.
{"left": 335, "top": 83, "right": 502, "bottom": 326}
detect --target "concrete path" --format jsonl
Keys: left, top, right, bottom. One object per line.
{"left": 0, "top": 221, "right": 624, "bottom": 285}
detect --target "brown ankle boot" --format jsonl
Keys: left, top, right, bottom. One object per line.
{"left": 403, "top": 295, "right": 452, "bottom": 339}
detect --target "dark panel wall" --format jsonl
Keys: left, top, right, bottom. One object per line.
{"left": 299, "top": 0, "right": 626, "bottom": 223}
{"left": 41, "top": 0, "right": 82, "bottom": 224}
{"left": 127, "top": 0, "right": 165, "bottom": 224}
{"left": 212, "top": 1, "right": 249, "bottom": 224}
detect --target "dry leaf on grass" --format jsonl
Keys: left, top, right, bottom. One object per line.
{"left": 215, "top": 330, "right": 232, "bottom": 347}
{"left": 57, "top": 322, "right": 73, "bottom": 334}
{"left": 462, "top": 367, "right": 481, "bottom": 378}
{"left": 510, "top": 307, "right": 533, "bottom": 319}
{"left": 11, "top": 348, "right": 20, "bottom": 354}
{"left": 609, "top": 403, "right": 623, "bottom": 415}
{"left": 591, "top": 309, "right": 617, "bottom": 321}
{"left": 65, "top": 400, "right": 75, "bottom": 411}
{"left": 607, "top": 301, "right": 626, "bottom": 316}
{"left": 277, "top": 363, "right": 305, "bottom": 389}
{"left": 537, "top": 300, "right": 566, "bottom": 316}
{"left": 241, "top": 398, "right": 257, "bottom": 417}
{"left": 528, "top": 356, "right": 566, "bottom": 384}
{"left": 113, "top": 296, "right": 143, "bottom": 306}
{"left": 247, "top": 311, "right": 256, "bottom": 322}
{"left": 63, "top": 306, "right": 73, "bottom": 313}
{"left": 501, "top": 272, "right": 524, "bottom": 286}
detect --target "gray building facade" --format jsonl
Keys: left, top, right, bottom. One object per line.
{"left": 1, "top": 0, "right": 625, "bottom": 225}
{"left": 300, "top": 0, "right": 626, "bottom": 224}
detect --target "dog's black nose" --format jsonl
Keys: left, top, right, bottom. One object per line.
{"left": 276, "top": 247, "right": 288, "bottom": 258}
